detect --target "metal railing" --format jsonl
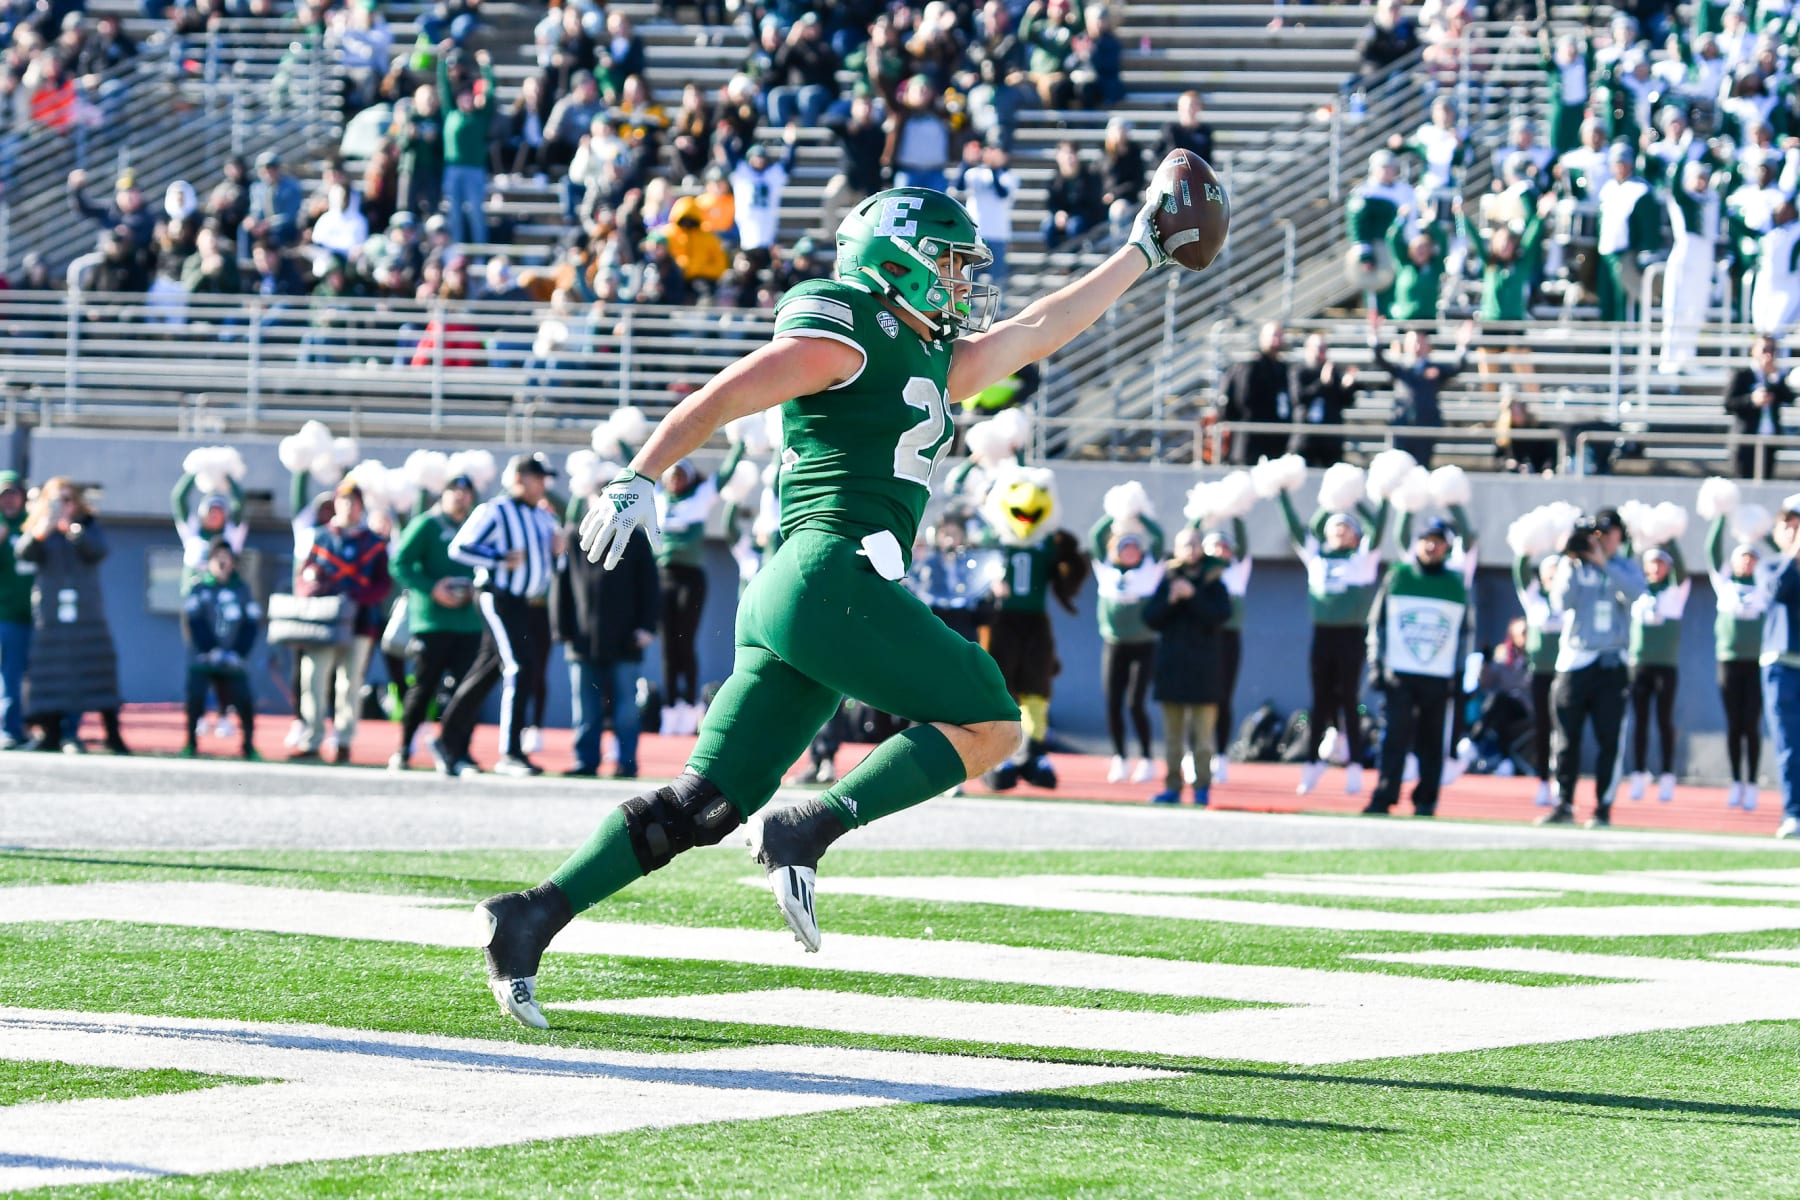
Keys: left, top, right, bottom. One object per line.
{"left": 0, "top": 289, "right": 763, "bottom": 441}
{"left": 1571, "top": 430, "right": 1800, "bottom": 482}
{"left": 2, "top": 30, "right": 344, "bottom": 273}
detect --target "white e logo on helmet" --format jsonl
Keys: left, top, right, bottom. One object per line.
{"left": 872, "top": 195, "right": 924, "bottom": 238}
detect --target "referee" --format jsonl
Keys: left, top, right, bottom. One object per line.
{"left": 431, "top": 453, "right": 565, "bottom": 777}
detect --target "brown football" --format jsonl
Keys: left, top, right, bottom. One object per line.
{"left": 1149, "top": 149, "right": 1230, "bottom": 271}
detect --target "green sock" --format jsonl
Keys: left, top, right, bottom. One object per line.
{"left": 548, "top": 807, "right": 645, "bottom": 915}
{"left": 819, "top": 724, "right": 967, "bottom": 829}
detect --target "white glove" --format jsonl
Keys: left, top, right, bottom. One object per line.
{"left": 581, "top": 470, "right": 663, "bottom": 569}
{"left": 1128, "top": 185, "right": 1172, "bottom": 271}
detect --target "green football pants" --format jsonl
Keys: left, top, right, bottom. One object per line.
{"left": 689, "top": 528, "right": 1020, "bottom": 817}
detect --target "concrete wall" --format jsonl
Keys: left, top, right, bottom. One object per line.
{"left": 6, "top": 431, "right": 1776, "bottom": 780}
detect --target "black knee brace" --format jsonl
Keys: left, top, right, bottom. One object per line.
{"left": 619, "top": 770, "right": 743, "bottom": 874}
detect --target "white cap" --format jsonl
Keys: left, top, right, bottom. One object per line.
{"left": 1781, "top": 493, "right": 1800, "bottom": 516}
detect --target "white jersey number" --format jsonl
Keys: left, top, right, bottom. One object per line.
{"left": 894, "top": 376, "right": 952, "bottom": 488}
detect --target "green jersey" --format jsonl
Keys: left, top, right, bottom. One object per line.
{"left": 988, "top": 536, "right": 1058, "bottom": 614}
{"left": 771, "top": 278, "right": 955, "bottom": 567}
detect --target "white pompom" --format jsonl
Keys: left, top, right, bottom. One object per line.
{"left": 281, "top": 424, "right": 332, "bottom": 474}
{"left": 1543, "top": 501, "right": 1582, "bottom": 543}
{"left": 1390, "top": 465, "right": 1434, "bottom": 514}
{"left": 308, "top": 450, "right": 344, "bottom": 488}
{"left": 720, "top": 459, "right": 762, "bottom": 509}
{"left": 1183, "top": 481, "right": 1215, "bottom": 524}
{"left": 185, "top": 445, "right": 241, "bottom": 496}
{"left": 278, "top": 434, "right": 311, "bottom": 473}
{"left": 608, "top": 405, "right": 650, "bottom": 451}
{"left": 1212, "top": 470, "right": 1258, "bottom": 519}
{"left": 1366, "top": 448, "right": 1418, "bottom": 502}
{"left": 725, "top": 413, "right": 771, "bottom": 457}
{"left": 1617, "top": 500, "right": 1653, "bottom": 545}
{"left": 763, "top": 406, "right": 784, "bottom": 453}
{"left": 1733, "top": 503, "right": 1774, "bottom": 545}
{"left": 345, "top": 459, "right": 395, "bottom": 511}
{"left": 1507, "top": 511, "right": 1551, "bottom": 560}
{"left": 1104, "top": 480, "right": 1154, "bottom": 523}
{"left": 294, "top": 420, "right": 334, "bottom": 459}
{"left": 1251, "top": 454, "right": 1307, "bottom": 499}
{"left": 591, "top": 423, "right": 625, "bottom": 462}
{"left": 1650, "top": 502, "right": 1689, "bottom": 545}
{"left": 1428, "top": 464, "right": 1471, "bottom": 507}
{"left": 403, "top": 450, "right": 449, "bottom": 496}
{"left": 1316, "top": 462, "right": 1366, "bottom": 514}
{"left": 1697, "top": 476, "right": 1740, "bottom": 521}
{"left": 331, "top": 437, "right": 360, "bottom": 469}
{"left": 447, "top": 449, "right": 497, "bottom": 491}
{"left": 564, "top": 449, "right": 605, "bottom": 499}
{"left": 964, "top": 420, "right": 1013, "bottom": 468}
{"left": 990, "top": 407, "right": 1032, "bottom": 452}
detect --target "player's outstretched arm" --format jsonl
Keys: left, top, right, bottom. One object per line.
{"left": 946, "top": 245, "right": 1151, "bottom": 405}
{"left": 581, "top": 333, "right": 860, "bottom": 567}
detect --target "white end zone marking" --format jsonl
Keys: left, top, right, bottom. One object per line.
{"left": 796, "top": 876, "right": 1800, "bottom": 937}
{"left": 0, "top": 1008, "right": 1161, "bottom": 1193}
{"left": 562, "top": 946, "right": 1800, "bottom": 1067}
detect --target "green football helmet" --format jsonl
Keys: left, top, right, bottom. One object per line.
{"left": 834, "top": 187, "right": 999, "bottom": 337}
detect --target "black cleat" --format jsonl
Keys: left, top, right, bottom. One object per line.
{"left": 1585, "top": 806, "right": 1612, "bottom": 829}
{"left": 474, "top": 883, "right": 573, "bottom": 1028}
{"left": 747, "top": 798, "right": 847, "bottom": 953}
{"left": 1020, "top": 754, "right": 1058, "bottom": 789}
{"left": 984, "top": 760, "right": 1022, "bottom": 791}
{"left": 1537, "top": 804, "right": 1576, "bottom": 826}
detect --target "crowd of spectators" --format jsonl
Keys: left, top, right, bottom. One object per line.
{"left": 19, "top": 0, "right": 1156, "bottom": 329}
{"left": 1345, "top": 0, "right": 1800, "bottom": 373}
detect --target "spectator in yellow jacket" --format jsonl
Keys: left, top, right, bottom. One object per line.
{"left": 666, "top": 194, "right": 727, "bottom": 288}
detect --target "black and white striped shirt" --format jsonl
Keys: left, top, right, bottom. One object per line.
{"left": 448, "top": 496, "right": 561, "bottom": 599}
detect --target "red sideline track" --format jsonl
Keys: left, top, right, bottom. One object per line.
{"left": 75, "top": 704, "right": 1783, "bottom": 837}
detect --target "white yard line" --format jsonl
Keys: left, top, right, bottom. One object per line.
{"left": 0, "top": 1008, "right": 1160, "bottom": 1192}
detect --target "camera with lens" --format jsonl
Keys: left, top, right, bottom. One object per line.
{"left": 1563, "top": 517, "right": 1599, "bottom": 559}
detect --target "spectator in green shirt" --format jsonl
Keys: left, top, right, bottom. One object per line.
{"left": 438, "top": 45, "right": 496, "bottom": 245}
{"left": 388, "top": 473, "right": 482, "bottom": 770}
{"left": 1385, "top": 211, "right": 1445, "bottom": 321}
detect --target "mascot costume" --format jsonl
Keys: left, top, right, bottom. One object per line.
{"left": 977, "top": 463, "right": 1090, "bottom": 790}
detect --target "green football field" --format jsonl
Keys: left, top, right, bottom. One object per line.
{"left": 9, "top": 833, "right": 1800, "bottom": 1198}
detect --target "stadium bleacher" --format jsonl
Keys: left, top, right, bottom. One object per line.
{"left": 0, "top": 0, "right": 1779, "bottom": 480}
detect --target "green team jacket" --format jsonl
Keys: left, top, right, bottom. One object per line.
{"left": 1513, "top": 553, "right": 1561, "bottom": 674}
{"left": 1279, "top": 491, "right": 1389, "bottom": 627}
{"left": 439, "top": 57, "right": 496, "bottom": 168}
{"left": 1459, "top": 209, "right": 1545, "bottom": 321}
{"left": 1708, "top": 516, "right": 1768, "bottom": 662}
{"left": 1368, "top": 556, "right": 1470, "bottom": 680}
{"left": 1628, "top": 540, "right": 1689, "bottom": 667}
{"left": 0, "top": 507, "right": 27, "bottom": 624}
{"left": 1089, "top": 513, "right": 1166, "bottom": 643}
{"left": 1385, "top": 220, "right": 1445, "bottom": 322}
{"left": 391, "top": 506, "right": 482, "bottom": 635}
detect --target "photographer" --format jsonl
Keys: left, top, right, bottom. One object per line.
{"left": 1540, "top": 510, "right": 1646, "bottom": 828}
{"left": 180, "top": 540, "right": 260, "bottom": 760}
{"left": 388, "top": 474, "right": 481, "bottom": 772}
{"left": 16, "top": 478, "right": 129, "bottom": 755}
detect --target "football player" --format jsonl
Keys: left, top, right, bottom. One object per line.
{"left": 477, "top": 182, "right": 1189, "bottom": 1028}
